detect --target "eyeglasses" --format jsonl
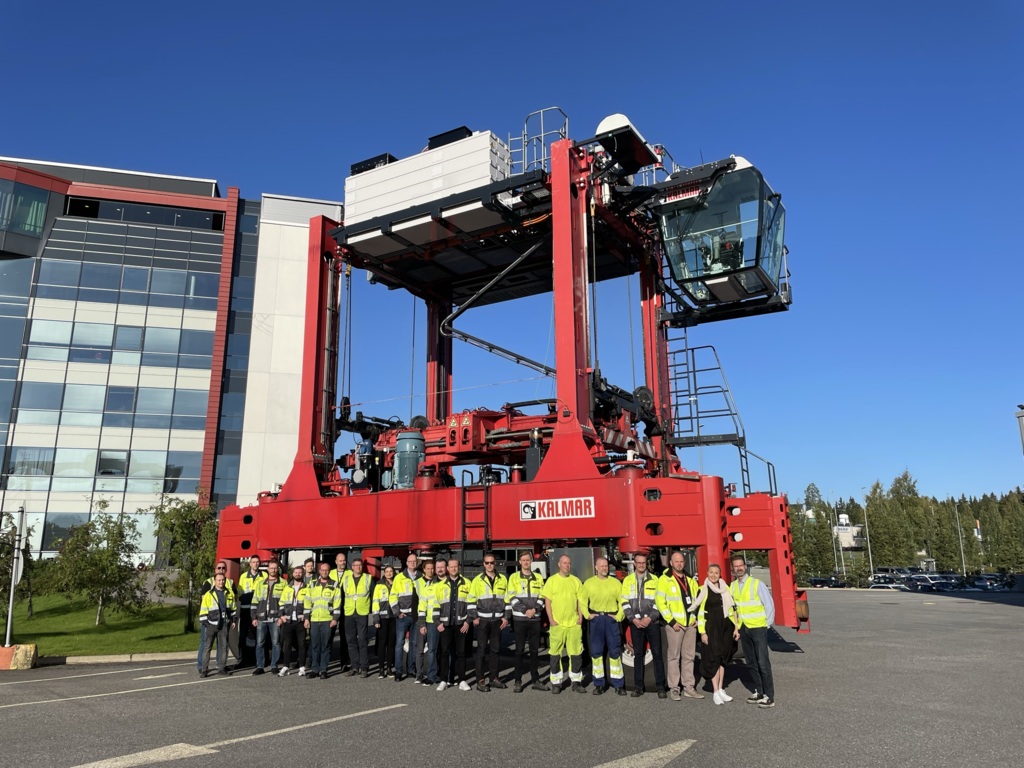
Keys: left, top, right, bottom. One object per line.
{"left": 483, "top": 561, "right": 495, "bottom": 565}
{"left": 216, "top": 566, "right": 226, "bottom": 571}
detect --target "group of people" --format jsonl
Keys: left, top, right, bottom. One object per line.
{"left": 197, "top": 549, "right": 777, "bottom": 708}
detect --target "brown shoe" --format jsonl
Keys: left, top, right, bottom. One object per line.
{"left": 683, "top": 688, "right": 705, "bottom": 699}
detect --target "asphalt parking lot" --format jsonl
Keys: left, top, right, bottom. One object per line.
{"left": 2, "top": 589, "right": 1021, "bottom": 768}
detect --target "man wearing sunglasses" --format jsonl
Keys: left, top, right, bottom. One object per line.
{"left": 469, "top": 553, "right": 508, "bottom": 691}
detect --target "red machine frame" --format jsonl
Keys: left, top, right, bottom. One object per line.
{"left": 217, "top": 137, "right": 807, "bottom": 631}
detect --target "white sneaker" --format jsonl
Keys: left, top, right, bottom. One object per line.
{"left": 298, "top": 666, "right": 306, "bottom": 677}
{"left": 278, "top": 667, "right": 289, "bottom": 677}
{"left": 436, "top": 681, "right": 448, "bottom": 692}
{"left": 719, "top": 689, "right": 733, "bottom": 702}
{"left": 458, "top": 681, "right": 471, "bottom": 691}
{"left": 713, "top": 690, "right": 724, "bottom": 706}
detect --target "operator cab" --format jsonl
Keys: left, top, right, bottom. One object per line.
{"left": 651, "top": 157, "right": 788, "bottom": 318}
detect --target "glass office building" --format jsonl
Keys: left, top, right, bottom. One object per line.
{"left": 0, "top": 159, "right": 341, "bottom": 560}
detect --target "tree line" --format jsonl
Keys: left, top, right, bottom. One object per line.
{"left": 788, "top": 471, "right": 1024, "bottom": 585}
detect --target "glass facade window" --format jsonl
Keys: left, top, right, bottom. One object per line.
{"left": 142, "top": 328, "right": 179, "bottom": 354}
{"left": 62, "top": 384, "right": 105, "bottom": 412}
{"left": 64, "top": 197, "right": 225, "bottom": 231}
{"left": 128, "top": 450, "right": 166, "bottom": 479}
{"left": 105, "top": 386, "right": 136, "bottom": 412}
{"left": 34, "top": 218, "right": 222, "bottom": 311}
{"left": 12, "top": 381, "right": 207, "bottom": 431}
{"left": 121, "top": 266, "right": 149, "bottom": 292}
{"left": 53, "top": 448, "right": 98, "bottom": 477}
{"left": 0, "top": 180, "right": 49, "bottom": 237}
{"left": 0, "top": 316, "right": 27, "bottom": 360}
{"left": 18, "top": 381, "right": 63, "bottom": 410}
{"left": 80, "top": 263, "right": 122, "bottom": 290}
{"left": 72, "top": 323, "right": 114, "bottom": 347}
{"left": 6, "top": 446, "right": 54, "bottom": 475}
{"left": 30, "top": 319, "right": 72, "bottom": 345}
{"left": 114, "top": 326, "right": 142, "bottom": 350}
{"left": 164, "top": 450, "right": 202, "bottom": 494}
{"left": 25, "top": 320, "right": 212, "bottom": 371}
{"left": 41, "top": 513, "right": 90, "bottom": 550}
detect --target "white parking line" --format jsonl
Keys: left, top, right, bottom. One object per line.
{"left": 0, "top": 675, "right": 239, "bottom": 709}
{"left": 206, "top": 704, "right": 407, "bottom": 747}
{"left": 133, "top": 673, "right": 185, "bottom": 681}
{"left": 0, "top": 662, "right": 193, "bottom": 687}
{"left": 71, "top": 744, "right": 217, "bottom": 768}
{"left": 594, "top": 740, "right": 696, "bottom": 768}
{"left": 71, "top": 704, "right": 407, "bottom": 768}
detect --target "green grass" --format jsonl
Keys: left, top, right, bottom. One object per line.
{"left": 9, "top": 594, "right": 200, "bottom": 658}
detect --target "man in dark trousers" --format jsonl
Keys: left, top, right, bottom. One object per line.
{"left": 199, "top": 572, "right": 236, "bottom": 677}
{"left": 506, "top": 551, "right": 548, "bottom": 692}
{"left": 730, "top": 555, "right": 777, "bottom": 708}
{"left": 621, "top": 552, "right": 667, "bottom": 698}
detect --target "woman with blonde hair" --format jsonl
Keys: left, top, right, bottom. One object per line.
{"left": 689, "top": 563, "right": 739, "bottom": 704}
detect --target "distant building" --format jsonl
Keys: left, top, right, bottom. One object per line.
{"left": 0, "top": 158, "right": 339, "bottom": 560}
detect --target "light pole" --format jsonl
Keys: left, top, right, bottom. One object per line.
{"left": 828, "top": 491, "right": 847, "bottom": 577}
{"left": 861, "top": 487, "right": 874, "bottom": 577}
{"left": 5, "top": 507, "right": 26, "bottom": 647}
{"left": 1015, "top": 405, "right": 1024, "bottom": 459}
{"left": 952, "top": 500, "right": 968, "bottom": 578}
{"left": 833, "top": 503, "right": 847, "bottom": 577}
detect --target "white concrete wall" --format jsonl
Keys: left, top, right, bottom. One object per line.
{"left": 235, "top": 195, "right": 341, "bottom": 506}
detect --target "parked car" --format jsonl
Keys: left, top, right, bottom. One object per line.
{"left": 809, "top": 577, "right": 850, "bottom": 588}
{"left": 868, "top": 583, "right": 911, "bottom": 591}
{"left": 973, "top": 574, "right": 1009, "bottom": 591}
{"left": 870, "top": 574, "right": 898, "bottom": 585}
{"left": 873, "top": 566, "right": 912, "bottom": 582}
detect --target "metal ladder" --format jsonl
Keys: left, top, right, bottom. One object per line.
{"left": 460, "top": 482, "right": 490, "bottom": 551}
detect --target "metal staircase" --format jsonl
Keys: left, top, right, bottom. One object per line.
{"left": 662, "top": 287, "right": 776, "bottom": 495}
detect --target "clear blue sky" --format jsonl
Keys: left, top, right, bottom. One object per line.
{"left": 3, "top": 1, "right": 1022, "bottom": 504}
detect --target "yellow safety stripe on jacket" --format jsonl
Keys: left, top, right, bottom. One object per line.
{"left": 341, "top": 572, "right": 373, "bottom": 616}
{"left": 620, "top": 572, "right": 660, "bottom": 622}
{"left": 468, "top": 573, "right": 508, "bottom": 620}
{"left": 417, "top": 577, "right": 439, "bottom": 621}
{"left": 372, "top": 582, "right": 395, "bottom": 618}
{"left": 656, "top": 573, "right": 699, "bottom": 626}
{"left": 391, "top": 572, "right": 418, "bottom": 617}
{"left": 279, "top": 583, "right": 308, "bottom": 622}
{"left": 253, "top": 578, "right": 289, "bottom": 620}
{"left": 435, "top": 576, "right": 472, "bottom": 624}
{"left": 199, "top": 588, "right": 236, "bottom": 626}
{"left": 304, "top": 582, "right": 341, "bottom": 622}
{"left": 730, "top": 576, "right": 767, "bottom": 628}
{"left": 694, "top": 590, "right": 738, "bottom": 634}
{"left": 238, "top": 570, "right": 265, "bottom": 597}
{"left": 506, "top": 571, "right": 546, "bottom": 620}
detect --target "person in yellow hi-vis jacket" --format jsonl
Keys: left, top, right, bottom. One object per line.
{"left": 542, "top": 554, "right": 585, "bottom": 694}
{"left": 581, "top": 557, "right": 626, "bottom": 695}
{"left": 371, "top": 565, "right": 397, "bottom": 678}
{"left": 341, "top": 557, "right": 373, "bottom": 677}
{"left": 304, "top": 562, "right": 341, "bottom": 679}
{"left": 657, "top": 551, "right": 703, "bottom": 701}
{"left": 621, "top": 552, "right": 667, "bottom": 698}
{"left": 468, "top": 552, "right": 508, "bottom": 691}
{"left": 199, "top": 572, "right": 236, "bottom": 677}
{"left": 730, "top": 554, "right": 776, "bottom": 708}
